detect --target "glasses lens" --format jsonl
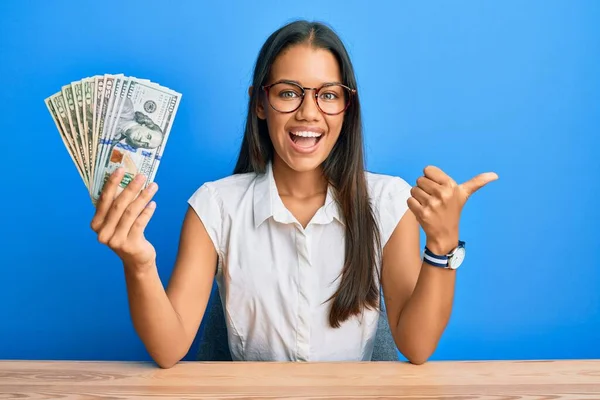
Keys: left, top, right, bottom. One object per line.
{"left": 267, "top": 82, "right": 304, "bottom": 112}
{"left": 317, "top": 84, "right": 351, "bottom": 114}
{"left": 266, "top": 82, "right": 352, "bottom": 114}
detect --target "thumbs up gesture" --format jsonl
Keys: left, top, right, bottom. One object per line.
{"left": 407, "top": 165, "right": 498, "bottom": 255}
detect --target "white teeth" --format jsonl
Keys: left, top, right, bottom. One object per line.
{"left": 290, "top": 131, "right": 322, "bottom": 138}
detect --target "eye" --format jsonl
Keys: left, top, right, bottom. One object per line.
{"left": 279, "top": 90, "right": 300, "bottom": 99}
{"left": 319, "top": 91, "right": 338, "bottom": 101}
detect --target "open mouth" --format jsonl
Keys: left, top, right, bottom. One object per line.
{"left": 288, "top": 131, "right": 323, "bottom": 149}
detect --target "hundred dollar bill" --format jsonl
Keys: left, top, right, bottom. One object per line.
{"left": 82, "top": 77, "right": 96, "bottom": 187}
{"left": 103, "top": 75, "right": 124, "bottom": 146}
{"left": 95, "top": 76, "right": 129, "bottom": 187}
{"left": 93, "top": 75, "right": 105, "bottom": 153}
{"left": 45, "top": 97, "right": 86, "bottom": 185}
{"left": 92, "top": 74, "right": 120, "bottom": 194}
{"left": 48, "top": 92, "right": 88, "bottom": 187}
{"left": 71, "top": 80, "right": 90, "bottom": 173}
{"left": 91, "top": 78, "right": 181, "bottom": 204}
{"left": 62, "top": 84, "right": 90, "bottom": 185}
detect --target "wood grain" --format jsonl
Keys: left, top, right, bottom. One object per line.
{"left": 0, "top": 360, "right": 599, "bottom": 399}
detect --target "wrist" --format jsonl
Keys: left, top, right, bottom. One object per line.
{"left": 425, "top": 237, "right": 459, "bottom": 255}
{"left": 123, "top": 259, "right": 157, "bottom": 280}
{"left": 423, "top": 238, "right": 466, "bottom": 271}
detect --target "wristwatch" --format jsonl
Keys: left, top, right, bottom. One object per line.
{"left": 423, "top": 241, "right": 466, "bottom": 270}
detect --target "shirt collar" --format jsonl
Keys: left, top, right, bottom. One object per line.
{"left": 253, "top": 161, "right": 344, "bottom": 228}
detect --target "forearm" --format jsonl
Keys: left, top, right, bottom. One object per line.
{"left": 123, "top": 262, "right": 188, "bottom": 368}
{"left": 394, "top": 261, "right": 455, "bottom": 364}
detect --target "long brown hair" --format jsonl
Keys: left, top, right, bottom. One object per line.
{"left": 233, "top": 20, "right": 381, "bottom": 328}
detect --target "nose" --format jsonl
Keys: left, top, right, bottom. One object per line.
{"left": 295, "top": 89, "right": 320, "bottom": 121}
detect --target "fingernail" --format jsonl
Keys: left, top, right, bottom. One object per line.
{"left": 135, "top": 174, "right": 145, "bottom": 182}
{"left": 148, "top": 182, "right": 158, "bottom": 192}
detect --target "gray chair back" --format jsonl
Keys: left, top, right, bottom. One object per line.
{"left": 196, "top": 283, "right": 399, "bottom": 361}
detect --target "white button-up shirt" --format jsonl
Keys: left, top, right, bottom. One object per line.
{"left": 188, "top": 162, "right": 411, "bottom": 361}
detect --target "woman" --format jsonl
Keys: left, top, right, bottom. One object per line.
{"left": 90, "top": 20, "right": 497, "bottom": 368}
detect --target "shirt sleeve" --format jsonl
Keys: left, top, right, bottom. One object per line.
{"left": 378, "top": 176, "right": 412, "bottom": 247}
{"left": 187, "top": 183, "right": 224, "bottom": 258}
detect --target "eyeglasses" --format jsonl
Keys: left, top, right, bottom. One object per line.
{"left": 261, "top": 80, "right": 356, "bottom": 115}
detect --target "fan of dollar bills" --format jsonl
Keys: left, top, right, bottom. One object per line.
{"left": 44, "top": 74, "right": 182, "bottom": 205}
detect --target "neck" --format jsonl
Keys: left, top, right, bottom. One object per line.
{"left": 272, "top": 156, "right": 328, "bottom": 199}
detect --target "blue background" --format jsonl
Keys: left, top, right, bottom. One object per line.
{"left": 1, "top": 0, "right": 598, "bottom": 362}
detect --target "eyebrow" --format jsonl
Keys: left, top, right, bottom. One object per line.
{"left": 273, "top": 78, "right": 344, "bottom": 87}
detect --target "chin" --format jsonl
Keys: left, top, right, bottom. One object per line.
{"left": 272, "top": 145, "right": 327, "bottom": 173}
{"left": 283, "top": 156, "right": 326, "bottom": 173}
{"left": 275, "top": 133, "right": 336, "bottom": 171}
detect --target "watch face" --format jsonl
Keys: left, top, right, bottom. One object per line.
{"left": 449, "top": 248, "right": 465, "bottom": 269}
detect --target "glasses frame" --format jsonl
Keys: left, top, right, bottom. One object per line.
{"left": 261, "top": 80, "right": 357, "bottom": 116}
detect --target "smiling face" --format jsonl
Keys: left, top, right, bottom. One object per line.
{"left": 257, "top": 44, "right": 346, "bottom": 173}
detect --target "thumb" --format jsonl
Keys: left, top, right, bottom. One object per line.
{"left": 460, "top": 172, "right": 499, "bottom": 197}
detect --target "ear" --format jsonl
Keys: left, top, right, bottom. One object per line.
{"left": 250, "top": 85, "right": 267, "bottom": 120}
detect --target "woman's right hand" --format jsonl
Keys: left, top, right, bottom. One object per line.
{"left": 90, "top": 168, "right": 159, "bottom": 274}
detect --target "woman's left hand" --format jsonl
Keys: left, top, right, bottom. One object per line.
{"left": 407, "top": 165, "right": 498, "bottom": 255}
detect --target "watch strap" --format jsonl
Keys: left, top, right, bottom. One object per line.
{"left": 423, "top": 246, "right": 449, "bottom": 268}
{"left": 423, "top": 241, "right": 466, "bottom": 268}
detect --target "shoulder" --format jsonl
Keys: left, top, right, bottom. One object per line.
{"left": 365, "top": 171, "right": 412, "bottom": 201}
{"left": 187, "top": 171, "right": 258, "bottom": 229}
{"left": 186, "top": 171, "right": 259, "bottom": 253}
{"left": 188, "top": 172, "right": 258, "bottom": 208}
{"left": 364, "top": 171, "right": 413, "bottom": 246}
{"left": 200, "top": 171, "right": 258, "bottom": 193}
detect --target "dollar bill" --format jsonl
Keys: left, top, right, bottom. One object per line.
{"left": 93, "top": 75, "right": 105, "bottom": 149}
{"left": 49, "top": 92, "right": 88, "bottom": 187}
{"left": 95, "top": 76, "right": 129, "bottom": 190}
{"left": 83, "top": 77, "right": 96, "bottom": 189}
{"left": 91, "top": 78, "right": 181, "bottom": 203}
{"left": 45, "top": 97, "right": 86, "bottom": 185}
{"left": 71, "top": 80, "right": 89, "bottom": 173}
{"left": 92, "top": 74, "right": 119, "bottom": 193}
{"left": 62, "top": 84, "right": 90, "bottom": 185}
{"left": 45, "top": 74, "right": 182, "bottom": 204}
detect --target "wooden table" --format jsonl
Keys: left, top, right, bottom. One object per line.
{"left": 0, "top": 360, "right": 599, "bottom": 399}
